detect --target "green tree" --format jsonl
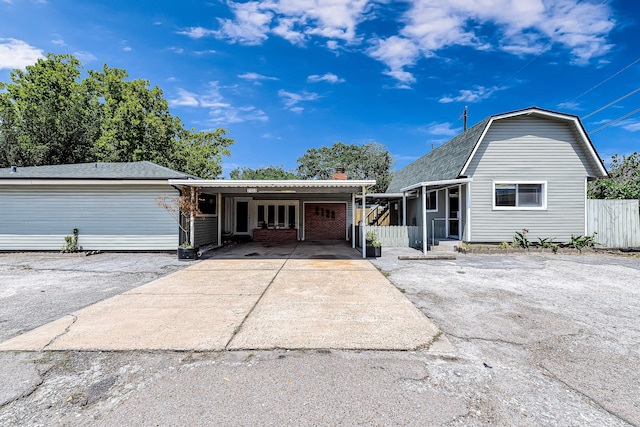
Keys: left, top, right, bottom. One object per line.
{"left": 0, "top": 53, "right": 101, "bottom": 166}
{"left": 0, "top": 53, "right": 233, "bottom": 178}
{"left": 230, "top": 165, "right": 298, "bottom": 180}
{"left": 296, "top": 142, "right": 393, "bottom": 192}
{"left": 588, "top": 152, "right": 640, "bottom": 199}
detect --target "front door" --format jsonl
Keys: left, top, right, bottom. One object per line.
{"left": 235, "top": 200, "right": 249, "bottom": 234}
{"left": 448, "top": 188, "right": 460, "bottom": 238}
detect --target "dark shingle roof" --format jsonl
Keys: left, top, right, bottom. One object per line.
{"left": 0, "top": 161, "right": 197, "bottom": 180}
{"left": 387, "top": 118, "right": 490, "bottom": 193}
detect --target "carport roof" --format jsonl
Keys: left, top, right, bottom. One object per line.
{"left": 169, "top": 179, "right": 376, "bottom": 194}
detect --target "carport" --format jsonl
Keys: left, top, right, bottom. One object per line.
{"left": 169, "top": 178, "right": 376, "bottom": 258}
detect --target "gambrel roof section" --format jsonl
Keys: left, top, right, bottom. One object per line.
{"left": 386, "top": 107, "right": 608, "bottom": 193}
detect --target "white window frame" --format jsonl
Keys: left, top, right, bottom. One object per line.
{"left": 426, "top": 190, "right": 438, "bottom": 213}
{"left": 254, "top": 200, "right": 299, "bottom": 230}
{"left": 492, "top": 181, "right": 547, "bottom": 210}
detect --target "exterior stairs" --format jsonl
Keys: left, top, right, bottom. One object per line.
{"left": 430, "top": 239, "right": 461, "bottom": 252}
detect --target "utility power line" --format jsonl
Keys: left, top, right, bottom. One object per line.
{"left": 590, "top": 107, "right": 640, "bottom": 133}
{"left": 583, "top": 87, "right": 640, "bottom": 119}
{"left": 566, "top": 56, "right": 640, "bottom": 103}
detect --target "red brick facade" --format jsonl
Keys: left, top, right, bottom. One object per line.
{"left": 304, "top": 203, "right": 347, "bottom": 240}
{"left": 253, "top": 228, "right": 298, "bottom": 242}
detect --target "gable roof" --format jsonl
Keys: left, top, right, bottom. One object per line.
{"left": 0, "top": 161, "right": 196, "bottom": 180}
{"left": 387, "top": 107, "right": 607, "bottom": 193}
{"left": 386, "top": 118, "right": 489, "bottom": 193}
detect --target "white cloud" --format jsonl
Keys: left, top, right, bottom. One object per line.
{"left": 369, "top": 0, "right": 615, "bottom": 83}
{"left": 188, "top": 0, "right": 615, "bottom": 85}
{"left": 439, "top": 85, "right": 503, "bottom": 103}
{"left": 177, "top": 26, "right": 216, "bottom": 39}
{"left": 72, "top": 51, "right": 96, "bottom": 63}
{"left": 170, "top": 83, "right": 268, "bottom": 124}
{"left": 307, "top": 72, "right": 344, "bottom": 83}
{"left": 368, "top": 36, "right": 420, "bottom": 84}
{"left": 290, "top": 106, "right": 304, "bottom": 114}
{"left": 215, "top": 2, "right": 274, "bottom": 45}
{"left": 213, "top": 0, "right": 371, "bottom": 46}
{"left": 278, "top": 89, "right": 320, "bottom": 108}
{"left": 557, "top": 101, "right": 580, "bottom": 111}
{"left": 0, "top": 38, "right": 44, "bottom": 69}
{"left": 617, "top": 119, "right": 640, "bottom": 132}
{"left": 423, "top": 122, "right": 461, "bottom": 136}
{"left": 50, "top": 35, "right": 66, "bottom": 47}
{"left": 122, "top": 46, "right": 132, "bottom": 52}
{"left": 238, "top": 72, "right": 278, "bottom": 81}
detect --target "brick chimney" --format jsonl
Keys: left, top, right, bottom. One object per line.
{"left": 332, "top": 167, "right": 347, "bottom": 180}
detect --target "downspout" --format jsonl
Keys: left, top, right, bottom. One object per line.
{"left": 421, "top": 185, "right": 427, "bottom": 254}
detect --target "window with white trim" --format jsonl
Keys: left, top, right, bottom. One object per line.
{"left": 426, "top": 190, "right": 438, "bottom": 212}
{"left": 494, "top": 183, "right": 545, "bottom": 209}
{"left": 256, "top": 202, "right": 298, "bottom": 228}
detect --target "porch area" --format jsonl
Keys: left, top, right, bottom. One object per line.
{"left": 356, "top": 179, "right": 471, "bottom": 253}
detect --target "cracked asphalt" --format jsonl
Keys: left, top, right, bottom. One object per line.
{"left": 1, "top": 249, "right": 639, "bottom": 426}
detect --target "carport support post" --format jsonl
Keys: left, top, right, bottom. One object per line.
{"left": 402, "top": 193, "right": 407, "bottom": 226}
{"left": 421, "top": 185, "right": 427, "bottom": 254}
{"left": 351, "top": 192, "right": 356, "bottom": 249}
{"left": 361, "top": 185, "right": 366, "bottom": 259}
{"left": 217, "top": 192, "right": 222, "bottom": 246}
{"left": 190, "top": 189, "right": 196, "bottom": 248}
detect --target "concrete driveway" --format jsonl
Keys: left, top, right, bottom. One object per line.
{"left": 0, "top": 242, "right": 441, "bottom": 352}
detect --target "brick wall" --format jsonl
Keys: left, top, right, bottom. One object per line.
{"left": 253, "top": 228, "right": 298, "bottom": 242}
{"left": 304, "top": 203, "right": 347, "bottom": 240}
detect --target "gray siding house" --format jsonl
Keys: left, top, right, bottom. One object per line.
{"left": 387, "top": 107, "right": 608, "bottom": 246}
{"left": 0, "top": 161, "right": 375, "bottom": 255}
{"left": 0, "top": 161, "right": 198, "bottom": 251}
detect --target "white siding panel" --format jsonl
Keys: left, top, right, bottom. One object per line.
{"left": 0, "top": 235, "right": 177, "bottom": 251}
{"left": 467, "top": 117, "right": 591, "bottom": 242}
{"left": 0, "top": 184, "right": 179, "bottom": 250}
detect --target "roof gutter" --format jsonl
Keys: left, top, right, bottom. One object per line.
{"left": 168, "top": 179, "right": 376, "bottom": 188}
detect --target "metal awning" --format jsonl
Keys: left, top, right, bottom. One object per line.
{"left": 168, "top": 179, "right": 376, "bottom": 194}
{"left": 400, "top": 178, "right": 472, "bottom": 193}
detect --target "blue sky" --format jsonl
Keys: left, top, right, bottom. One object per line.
{"left": 1, "top": 0, "right": 639, "bottom": 176}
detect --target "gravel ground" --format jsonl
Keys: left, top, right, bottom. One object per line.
{"left": 0, "top": 252, "right": 187, "bottom": 343}
{"left": 0, "top": 250, "right": 639, "bottom": 426}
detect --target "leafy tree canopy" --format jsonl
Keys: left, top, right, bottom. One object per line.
{"left": 0, "top": 53, "right": 233, "bottom": 178}
{"left": 296, "top": 141, "right": 393, "bottom": 192}
{"left": 230, "top": 165, "right": 298, "bottom": 180}
{"left": 588, "top": 152, "right": 640, "bottom": 200}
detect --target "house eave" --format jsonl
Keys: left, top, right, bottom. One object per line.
{"left": 0, "top": 179, "right": 172, "bottom": 186}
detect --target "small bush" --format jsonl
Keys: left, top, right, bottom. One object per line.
{"left": 513, "top": 229, "right": 530, "bottom": 249}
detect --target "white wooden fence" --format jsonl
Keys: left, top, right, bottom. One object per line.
{"left": 357, "top": 225, "right": 421, "bottom": 247}
{"left": 587, "top": 199, "right": 640, "bottom": 248}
